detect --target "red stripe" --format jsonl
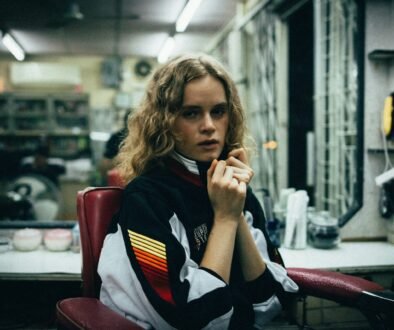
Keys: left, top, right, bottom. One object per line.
{"left": 165, "top": 158, "right": 203, "bottom": 187}
{"left": 140, "top": 264, "right": 168, "bottom": 281}
{"left": 143, "top": 271, "right": 175, "bottom": 305}
{"left": 136, "top": 256, "right": 168, "bottom": 273}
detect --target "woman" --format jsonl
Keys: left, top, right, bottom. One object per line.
{"left": 98, "top": 54, "right": 298, "bottom": 329}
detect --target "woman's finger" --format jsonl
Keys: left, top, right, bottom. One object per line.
{"left": 232, "top": 172, "right": 251, "bottom": 183}
{"left": 238, "top": 181, "right": 247, "bottom": 194}
{"left": 226, "top": 165, "right": 254, "bottom": 183}
{"left": 223, "top": 166, "right": 234, "bottom": 182}
{"left": 226, "top": 165, "right": 251, "bottom": 174}
{"left": 210, "top": 160, "right": 226, "bottom": 183}
{"left": 207, "top": 159, "right": 218, "bottom": 182}
{"left": 228, "top": 148, "right": 248, "bottom": 164}
{"left": 227, "top": 156, "right": 249, "bottom": 169}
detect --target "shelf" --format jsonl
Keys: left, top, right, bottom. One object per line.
{"left": 1, "top": 131, "right": 50, "bottom": 136}
{"left": 0, "top": 92, "right": 90, "bottom": 160}
{"left": 368, "top": 49, "right": 394, "bottom": 60}
{"left": 367, "top": 148, "right": 394, "bottom": 153}
{"left": 50, "top": 130, "right": 90, "bottom": 136}
{"left": 14, "top": 112, "right": 47, "bottom": 118}
{"left": 0, "top": 130, "right": 90, "bottom": 137}
{"left": 55, "top": 113, "right": 87, "bottom": 119}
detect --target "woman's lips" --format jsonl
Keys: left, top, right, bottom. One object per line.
{"left": 198, "top": 140, "right": 219, "bottom": 150}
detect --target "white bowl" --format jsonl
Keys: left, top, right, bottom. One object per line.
{"left": 13, "top": 229, "right": 42, "bottom": 251}
{"left": 44, "top": 229, "right": 72, "bottom": 251}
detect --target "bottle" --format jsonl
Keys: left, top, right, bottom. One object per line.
{"left": 263, "top": 195, "right": 281, "bottom": 247}
{"left": 71, "top": 223, "right": 80, "bottom": 253}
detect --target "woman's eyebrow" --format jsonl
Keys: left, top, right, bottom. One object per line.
{"left": 180, "top": 105, "right": 201, "bottom": 110}
{"left": 213, "top": 102, "right": 228, "bottom": 107}
{"left": 180, "top": 102, "right": 228, "bottom": 110}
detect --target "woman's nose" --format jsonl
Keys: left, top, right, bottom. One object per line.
{"left": 200, "top": 114, "right": 215, "bottom": 132}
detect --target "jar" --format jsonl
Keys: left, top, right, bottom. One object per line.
{"left": 307, "top": 212, "right": 340, "bottom": 249}
{"left": 44, "top": 229, "right": 72, "bottom": 252}
{"left": 13, "top": 228, "right": 42, "bottom": 251}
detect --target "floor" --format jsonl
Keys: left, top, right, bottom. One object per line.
{"left": 0, "top": 280, "right": 381, "bottom": 330}
{"left": 0, "top": 280, "right": 81, "bottom": 330}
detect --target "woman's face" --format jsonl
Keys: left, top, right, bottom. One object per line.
{"left": 173, "top": 75, "right": 229, "bottom": 162}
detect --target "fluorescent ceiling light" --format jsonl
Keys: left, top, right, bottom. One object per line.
{"left": 1, "top": 32, "right": 25, "bottom": 61}
{"left": 176, "top": 0, "right": 203, "bottom": 33}
{"left": 157, "top": 36, "right": 175, "bottom": 64}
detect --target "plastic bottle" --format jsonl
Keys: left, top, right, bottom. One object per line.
{"left": 263, "top": 195, "right": 281, "bottom": 247}
{"left": 71, "top": 223, "right": 80, "bottom": 253}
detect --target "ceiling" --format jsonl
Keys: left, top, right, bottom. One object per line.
{"left": 0, "top": 0, "right": 238, "bottom": 60}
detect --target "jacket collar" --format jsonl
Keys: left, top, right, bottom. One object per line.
{"left": 167, "top": 151, "right": 212, "bottom": 187}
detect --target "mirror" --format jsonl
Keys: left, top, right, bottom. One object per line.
{"left": 209, "top": 0, "right": 364, "bottom": 226}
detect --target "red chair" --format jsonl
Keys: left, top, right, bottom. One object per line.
{"left": 56, "top": 187, "right": 393, "bottom": 329}
{"left": 107, "top": 169, "right": 125, "bottom": 187}
{"left": 56, "top": 187, "right": 142, "bottom": 329}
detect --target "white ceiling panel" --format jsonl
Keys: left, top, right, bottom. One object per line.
{"left": 0, "top": 0, "right": 239, "bottom": 59}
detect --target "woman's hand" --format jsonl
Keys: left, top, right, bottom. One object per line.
{"left": 226, "top": 148, "right": 254, "bottom": 184}
{"left": 207, "top": 159, "right": 246, "bottom": 222}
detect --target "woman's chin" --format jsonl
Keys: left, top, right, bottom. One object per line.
{"left": 176, "top": 149, "right": 222, "bottom": 163}
{"left": 194, "top": 153, "right": 220, "bottom": 163}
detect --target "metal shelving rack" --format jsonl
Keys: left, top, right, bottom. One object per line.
{"left": 0, "top": 92, "right": 90, "bottom": 159}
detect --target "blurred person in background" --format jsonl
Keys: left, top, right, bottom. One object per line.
{"left": 98, "top": 110, "right": 130, "bottom": 184}
{"left": 19, "top": 144, "right": 65, "bottom": 186}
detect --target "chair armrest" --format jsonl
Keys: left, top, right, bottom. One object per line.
{"left": 287, "top": 267, "right": 384, "bottom": 305}
{"left": 56, "top": 297, "right": 143, "bottom": 330}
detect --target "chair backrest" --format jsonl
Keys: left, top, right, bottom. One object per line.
{"left": 77, "top": 186, "right": 124, "bottom": 297}
{"left": 107, "top": 168, "right": 125, "bottom": 187}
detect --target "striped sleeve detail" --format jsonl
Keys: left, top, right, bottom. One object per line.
{"left": 128, "top": 230, "right": 175, "bottom": 305}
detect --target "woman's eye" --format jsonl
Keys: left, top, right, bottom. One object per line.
{"left": 182, "top": 110, "right": 198, "bottom": 119}
{"left": 211, "top": 107, "right": 227, "bottom": 117}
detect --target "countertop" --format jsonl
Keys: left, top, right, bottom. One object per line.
{"left": 1, "top": 241, "right": 393, "bottom": 281}
{"left": 0, "top": 246, "right": 81, "bottom": 281}
{"left": 279, "top": 241, "right": 394, "bottom": 273}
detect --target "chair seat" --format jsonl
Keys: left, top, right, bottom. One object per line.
{"left": 56, "top": 297, "right": 143, "bottom": 330}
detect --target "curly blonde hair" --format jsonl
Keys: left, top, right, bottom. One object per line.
{"left": 116, "top": 53, "right": 249, "bottom": 183}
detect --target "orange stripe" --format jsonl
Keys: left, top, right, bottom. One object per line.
{"left": 133, "top": 248, "right": 167, "bottom": 267}
{"left": 136, "top": 256, "right": 168, "bottom": 273}
{"left": 140, "top": 263, "right": 168, "bottom": 278}
{"left": 139, "top": 263, "right": 168, "bottom": 280}
{"left": 135, "top": 253, "right": 168, "bottom": 272}
{"left": 133, "top": 246, "right": 167, "bottom": 264}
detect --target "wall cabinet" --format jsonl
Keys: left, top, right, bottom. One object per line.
{"left": 0, "top": 92, "right": 90, "bottom": 160}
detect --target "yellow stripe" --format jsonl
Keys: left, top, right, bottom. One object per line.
{"left": 128, "top": 230, "right": 166, "bottom": 251}
{"left": 128, "top": 230, "right": 165, "bottom": 249}
{"left": 130, "top": 234, "right": 166, "bottom": 254}
{"left": 131, "top": 241, "right": 166, "bottom": 259}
